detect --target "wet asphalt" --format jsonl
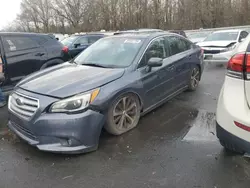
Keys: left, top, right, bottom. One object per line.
{"left": 1, "top": 64, "right": 250, "bottom": 188}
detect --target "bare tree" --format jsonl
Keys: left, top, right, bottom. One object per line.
{"left": 4, "top": 0, "right": 250, "bottom": 33}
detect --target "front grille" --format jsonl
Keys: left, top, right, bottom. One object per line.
{"left": 9, "top": 92, "right": 39, "bottom": 120}
{"left": 204, "top": 49, "right": 221, "bottom": 54}
{"left": 11, "top": 121, "right": 37, "bottom": 140}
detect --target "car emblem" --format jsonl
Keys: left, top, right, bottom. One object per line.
{"left": 16, "top": 98, "right": 24, "bottom": 106}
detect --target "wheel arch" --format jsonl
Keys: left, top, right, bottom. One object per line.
{"left": 98, "top": 89, "right": 144, "bottom": 114}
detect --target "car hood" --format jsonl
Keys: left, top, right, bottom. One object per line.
{"left": 197, "top": 40, "right": 237, "bottom": 47}
{"left": 17, "top": 62, "right": 125, "bottom": 98}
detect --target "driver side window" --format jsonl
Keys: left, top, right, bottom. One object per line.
{"left": 138, "top": 37, "right": 166, "bottom": 68}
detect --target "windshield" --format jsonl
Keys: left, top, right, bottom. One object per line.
{"left": 204, "top": 32, "right": 239, "bottom": 41}
{"left": 74, "top": 37, "right": 144, "bottom": 68}
{"left": 61, "top": 36, "right": 79, "bottom": 46}
{"left": 188, "top": 32, "right": 210, "bottom": 39}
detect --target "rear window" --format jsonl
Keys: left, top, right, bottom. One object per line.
{"left": 2, "top": 36, "right": 38, "bottom": 52}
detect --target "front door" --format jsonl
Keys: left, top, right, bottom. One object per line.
{"left": 1, "top": 35, "right": 46, "bottom": 84}
{"left": 138, "top": 37, "right": 175, "bottom": 109}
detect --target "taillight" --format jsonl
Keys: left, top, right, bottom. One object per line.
{"left": 62, "top": 46, "right": 69, "bottom": 53}
{"left": 227, "top": 53, "right": 245, "bottom": 72}
{"left": 201, "top": 48, "right": 204, "bottom": 55}
{"left": 245, "top": 54, "right": 250, "bottom": 73}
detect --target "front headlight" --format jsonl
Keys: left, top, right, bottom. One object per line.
{"left": 49, "top": 88, "right": 100, "bottom": 113}
{"left": 221, "top": 44, "right": 237, "bottom": 52}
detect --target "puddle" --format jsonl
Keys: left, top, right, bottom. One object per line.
{"left": 183, "top": 110, "right": 217, "bottom": 142}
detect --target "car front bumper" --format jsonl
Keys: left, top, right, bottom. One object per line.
{"left": 203, "top": 50, "right": 233, "bottom": 64}
{"left": 8, "top": 89, "right": 105, "bottom": 154}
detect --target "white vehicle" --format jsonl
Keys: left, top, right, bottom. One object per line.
{"left": 216, "top": 33, "right": 250, "bottom": 153}
{"left": 197, "top": 30, "right": 249, "bottom": 64}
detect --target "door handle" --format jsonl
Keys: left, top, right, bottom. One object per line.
{"left": 35, "top": 53, "right": 45, "bottom": 56}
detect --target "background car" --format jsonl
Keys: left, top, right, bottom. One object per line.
{"left": 8, "top": 32, "right": 203, "bottom": 154}
{"left": 187, "top": 31, "right": 211, "bottom": 43}
{"left": 216, "top": 33, "right": 250, "bottom": 154}
{"left": 60, "top": 33, "right": 107, "bottom": 58}
{"left": 197, "top": 29, "right": 249, "bottom": 64}
{"left": 0, "top": 32, "right": 70, "bottom": 92}
{"left": 168, "top": 30, "right": 187, "bottom": 38}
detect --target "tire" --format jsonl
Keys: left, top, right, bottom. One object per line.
{"left": 105, "top": 93, "right": 141, "bottom": 135}
{"left": 40, "top": 59, "right": 64, "bottom": 70}
{"left": 219, "top": 139, "right": 244, "bottom": 154}
{"left": 187, "top": 66, "right": 200, "bottom": 91}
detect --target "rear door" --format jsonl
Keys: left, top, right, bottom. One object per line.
{"left": 1, "top": 35, "right": 46, "bottom": 83}
{"left": 165, "top": 36, "right": 194, "bottom": 91}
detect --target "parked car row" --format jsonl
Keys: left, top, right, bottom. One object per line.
{"left": 60, "top": 29, "right": 188, "bottom": 58}
{"left": 5, "top": 30, "right": 204, "bottom": 154}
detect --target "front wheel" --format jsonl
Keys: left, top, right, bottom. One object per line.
{"left": 105, "top": 94, "right": 141, "bottom": 135}
{"left": 188, "top": 66, "right": 200, "bottom": 91}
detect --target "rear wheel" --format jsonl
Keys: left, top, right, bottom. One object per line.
{"left": 105, "top": 94, "right": 141, "bottom": 135}
{"left": 188, "top": 66, "right": 200, "bottom": 91}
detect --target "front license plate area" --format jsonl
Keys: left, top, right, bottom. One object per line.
{"left": 204, "top": 54, "right": 213, "bottom": 60}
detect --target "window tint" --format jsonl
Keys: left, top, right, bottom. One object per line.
{"left": 139, "top": 37, "right": 166, "bottom": 67}
{"left": 75, "top": 37, "right": 88, "bottom": 45}
{"left": 166, "top": 36, "right": 191, "bottom": 55}
{"left": 88, "top": 36, "right": 102, "bottom": 44}
{"left": 2, "top": 36, "right": 38, "bottom": 52}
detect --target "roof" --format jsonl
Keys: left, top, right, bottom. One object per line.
{"left": 106, "top": 31, "right": 175, "bottom": 40}
{"left": 0, "top": 32, "right": 49, "bottom": 36}
{"left": 213, "top": 29, "right": 244, "bottom": 33}
{"left": 114, "top": 29, "right": 163, "bottom": 34}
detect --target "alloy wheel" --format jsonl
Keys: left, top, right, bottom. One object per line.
{"left": 191, "top": 68, "right": 200, "bottom": 89}
{"left": 113, "top": 96, "right": 138, "bottom": 130}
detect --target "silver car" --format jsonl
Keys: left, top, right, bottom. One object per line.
{"left": 197, "top": 30, "right": 249, "bottom": 64}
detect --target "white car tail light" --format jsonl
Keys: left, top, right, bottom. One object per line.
{"left": 226, "top": 53, "right": 250, "bottom": 79}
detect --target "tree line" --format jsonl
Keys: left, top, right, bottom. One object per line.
{"left": 3, "top": 0, "right": 250, "bottom": 33}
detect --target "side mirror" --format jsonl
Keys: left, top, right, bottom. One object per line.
{"left": 147, "top": 57, "right": 163, "bottom": 67}
{"left": 146, "top": 57, "right": 163, "bottom": 72}
{"left": 74, "top": 43, "right": 80, "bottom": 48}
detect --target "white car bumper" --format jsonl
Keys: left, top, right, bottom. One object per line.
{"left": 204, "top": 50, "right": 233, "bottom": 64}
{"left": 216, "top": 76, "right": 250, "bottom": 145}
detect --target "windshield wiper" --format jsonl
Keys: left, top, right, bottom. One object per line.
{"left": 69, "top": 59, "right": 77, "bottom": 65}
{"left": 82, "top": 63, "right": 110, "bottom": 68}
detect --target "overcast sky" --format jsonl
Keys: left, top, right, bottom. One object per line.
{"left": 0, "top": 0, "right": 22, "bottom": 29}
